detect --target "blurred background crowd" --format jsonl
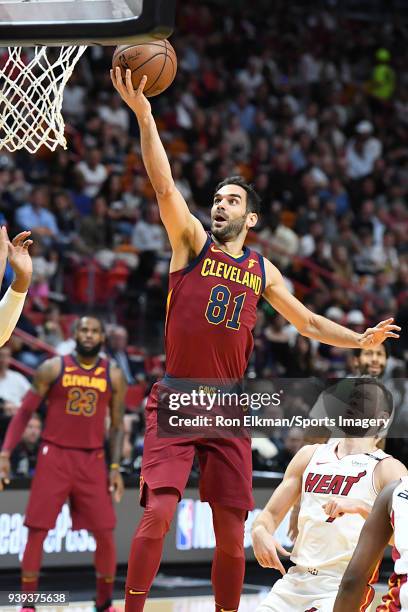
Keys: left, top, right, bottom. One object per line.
{"left": 0, "top": 0, "right": 407, "bottom": 478}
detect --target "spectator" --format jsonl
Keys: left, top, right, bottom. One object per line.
{"left": 107, "top": 325, "right": 145, "bottom": 385}
{"left": 10, "top": 413, "right": 42, "bottom": 477}
{"left": 346, "top": 121, "right": 382, "bottom": 180}
{"left": 76, "top": 147, "right": 108, "bottom": 198}
{"left": 77, "top": 196, "right": 114, "bottom": 256}
{"left": 0, "top": 345, "right": 31, "bottom": 417}
{"left": 98, "top": 92, "right": 130, "bottom": 132}
{"left": 15, "top": 187, "right": 58, "bottom": 245}
{"left": 131, "top": 202, "right": 168, "bottom": 253}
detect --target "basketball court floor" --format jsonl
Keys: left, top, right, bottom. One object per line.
{"left": 0, "top": 591, "right": 387, "bottom": 611}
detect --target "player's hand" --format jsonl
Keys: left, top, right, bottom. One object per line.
{"left": 110, "top": 67, "right": 151, "bottom": 120}
{"left": 8, "top": 231, "right": 33, "bottom": 288}
{"left": 109, "top": 468, "right": 124, "bottom": 503}
{"left": 0, "top": 226, "right": 9, "bottom": 262}
{"left": 0, "top": 453, "right": 11, "bottom": 491}
{"left": 359, "top": 318, "right": 401, "bottom": 348}
{"left": 252, "top": 525, "right": 290, "bottom": 574}
{"left": 323, "top": 499, "right": 369, "bottom": 519}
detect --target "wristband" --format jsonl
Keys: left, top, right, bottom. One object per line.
{"left": 110, "top": 463, "right": 120, "bottom": 470}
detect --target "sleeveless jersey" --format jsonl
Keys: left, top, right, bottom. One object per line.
{"left": 390, "top": 476, "right": 408, "bottom": 577}
{"left": 41, "top": 354, "right": 112, "bottom": 449}
{"left": 291, "top": 441, "right": 389, "bottom": 573}
{"left": 165, "top": 234, "right": 265, "bottom": 381}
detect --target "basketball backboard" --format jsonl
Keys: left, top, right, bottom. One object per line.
{"left": 0, "top": 0, "right": 176, "bottom": 45}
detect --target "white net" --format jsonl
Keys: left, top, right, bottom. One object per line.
{"left": 0, "top": 45, "right": 87, "bottom": 154}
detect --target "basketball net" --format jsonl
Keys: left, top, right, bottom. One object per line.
{"left": 0, "top": 45, "right": 87, "bottom": 153}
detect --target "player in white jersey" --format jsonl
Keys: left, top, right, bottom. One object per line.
{"left": 334, "top": 476, "right": 408, "bottom": 612}
{"left": 252, "top": 379, "right": 407, "bottom": 612}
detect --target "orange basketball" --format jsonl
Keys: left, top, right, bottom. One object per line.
{"left": 112, "top": 39, "right": 177, "bottom": 97}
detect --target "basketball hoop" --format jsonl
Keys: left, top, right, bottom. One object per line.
{"left": 0, "top": 46, "right": 87, "bottom": 153}
{"left": 0, "top": 0, "right": 175, "bottom": 154}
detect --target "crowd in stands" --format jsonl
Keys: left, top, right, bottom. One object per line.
{"left": 0, "top": 0, "right": 407, "bottom": 477}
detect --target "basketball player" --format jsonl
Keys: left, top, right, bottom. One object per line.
{"left": 288, "top": 343, "right": 390, "bottom": 540}
{"left": 0, "top": 316, "right": 126, "bottom": 612}
{"left": 111, "top": 68, "right": 401, "bottom": 612}
{"left": 252, "top": 379, "right": 407, "bottom": 612}
{"left": 334, "top": 477, "right": 408, "bottom": 611}
{"left": 0, "top": 227, "right": 33, "bottom": 346}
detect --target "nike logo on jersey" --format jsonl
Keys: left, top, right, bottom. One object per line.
{"left": 316, "top": 461, "right": 331, "bottom": 465}
{"left": 94, "top": 367, "right": 105, "bottom": 376}
{"left": 211, "top": 245, "right": 224, "bottom": 253}
{"left": 65, "top": 366, "right": 77, "bottom": 372}
{"left": 128, "top": 590, "right": 146, "bottom": 595}
{"left": 305, "top": 470, "right": 367, "bottom": 495}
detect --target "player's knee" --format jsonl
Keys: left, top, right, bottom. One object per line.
{"left": 140, "top": 487, "right": 178, "bottom": 537}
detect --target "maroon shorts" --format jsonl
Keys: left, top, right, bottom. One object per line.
{"left": 25, "top": 442, "right": 116, "bottom": 531}
{"left": 140, "top": 383, "right": 254, "bottom": 510}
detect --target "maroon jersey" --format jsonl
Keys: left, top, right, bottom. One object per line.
{"left": 41, "top": 355, "right": 112, "bottom": 449}
{"left": 165, "top": 234, "right": 265, "bottom": 381}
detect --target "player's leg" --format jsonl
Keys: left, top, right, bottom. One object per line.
{"left": 124, "top": 384, "right": 195, "bottom": 611}
{"left": 197, "top": 437, "right": 254, "bottom": 611}
{"left": 93, "top": 529, "right": 116, "bottom": 612}
{"left": 125, "top": 486, "right": 180, "bottom": 612}
{"left": 22, "top": 443, "right": 72, "bottom": 599}
{"left": 69, "top": 449, "right": 117, "bottom": 612}
{"left": 210, "top": 503, "right": 246, "bottom": 612}
{"left": 21, "top": 528, "right": 48, "bottom": 595}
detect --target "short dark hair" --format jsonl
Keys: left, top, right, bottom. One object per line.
{"left": 75, "top": 316, "right": 105, "bottom": 335}
{"left": 354, "top": 378, "right": 393, "bottom": 415}
{"left": 215, "top": 176, "right": 261, "bottom": 215}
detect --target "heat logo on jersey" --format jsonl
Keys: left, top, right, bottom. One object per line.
{"left": 305, "top": 470, "right": 367, "bottom": 496}
{"left": 200, "top": 258, "right": 262, "bottom": 295}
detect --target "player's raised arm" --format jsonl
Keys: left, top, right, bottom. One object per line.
{"left": 0, "top": 356, "right": 60, "bottom": 490}
{"left": 262, "top": 258, "right": 401, "bottom": 349}
{"left": 0, "top": 229, "right": 33, "bottom": 347}
{"left": 111, "top": 68, "right": 207, "bottom": 257}
{"left": 251, "top": 444, "right": 317, "bottom": 574}
{"left": 108, "top": 363, "right": 127, "bottom": 503}
{"left": 333, "top": 482, "right": 396, "bottom": 611}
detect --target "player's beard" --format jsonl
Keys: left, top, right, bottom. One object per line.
{"left": 211, "top": 214, "right": 247, "bottom": 242}
{"left": 76, "top": 340, "right": 103, "bottom": 358}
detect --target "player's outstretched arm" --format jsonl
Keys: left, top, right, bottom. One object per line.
{"left": 262, "top": 258, "right": 401, "bottom": 349}
{"left": 251, "top": 444, "right": 317, "bottom": 574}
{"left": 0, "top": 356, "right": 60, "bottom": 490}
{"left": 0, "top": 229, "right": 33, "bottom": 348}
{"left": 333, "top": 482, "right": 396, "bottom": 612}
{"left": 111, "top": 68, "right": 206, "bottom": 256}
{"left": 108, "top": 363, "right": 127, "bottom": 503}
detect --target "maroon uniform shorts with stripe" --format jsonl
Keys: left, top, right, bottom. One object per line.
{"left": 140, "top": 382, "right": 254, "bottom": 510}
{"left": 25, "top": 442, "right": 116, "bottom": 531}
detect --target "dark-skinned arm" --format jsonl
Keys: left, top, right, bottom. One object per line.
{"left": 333, "top": 482, "right": 397, "bottom": 611}
{"left": 108, "top": 363, "right": 127, "bottom": 503}
{"left": 0, "top": 356, "right": 61, "bottom": 489}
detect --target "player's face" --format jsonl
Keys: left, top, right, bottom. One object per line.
{"left": 211, "top": 185, "right": 256, "bottom": 241}
{"left": 23, "top": 417, "right": 41, "bottom": 444}
{"left": 358, "top": 346, "right": 387, "bottom": 377}
{"left": 75, "top": 318, "right": 105, "bottom": 358}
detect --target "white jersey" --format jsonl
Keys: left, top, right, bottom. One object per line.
{"left": 391, "top": 477, "right": 408, "bottom": 577}
{"left": 291, "top": 441, "right": 389, "bottom": 574}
